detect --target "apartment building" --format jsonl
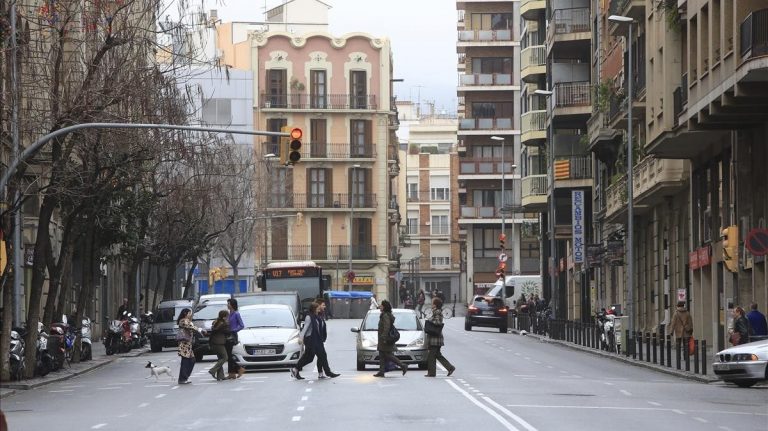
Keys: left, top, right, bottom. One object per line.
{"left": 456, "top": 1, "right": 537, "bottom": 301}
{"left": 212, "top": 1, "right": 400, "bottom": 299}
{"left": 395, "top": 113, "right": 463, "bottom": 303}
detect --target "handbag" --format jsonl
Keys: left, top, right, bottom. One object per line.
{"left": 687, "top": 337, "right": 695, "bottom": 356}
{"left": 388, "top": 325, "right": 400, "bottom": 343}
{"left": 176, "top": 327, "right": 192, "bottom": 343}
{"left": 226, "top": 332, "right": 238, "bottom": 345}
{"left": 729, "top": 332, "right": 741, "bottom": 345}
{"left": 424, "top": 320, "right": 444, "bottom": 337}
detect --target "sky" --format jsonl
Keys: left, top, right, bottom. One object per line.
{"left": 200, "top": 0, "right": 458, "bottom": 114}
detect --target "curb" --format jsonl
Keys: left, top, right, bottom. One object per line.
{"left": 509, "top": 329, "right": 718, "bottom": 384}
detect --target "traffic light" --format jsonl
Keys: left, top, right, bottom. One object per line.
{"left": 288, "top": 127, "right": 302, "bottom": 165}
{"left": 721, "top": 225, "right": 739, "bottom": 272}
{"left": 499, "top": 233, "right": 506, "bottom": 250}
{"left": 279, "top": 126, "right": 291, "bottom": 165}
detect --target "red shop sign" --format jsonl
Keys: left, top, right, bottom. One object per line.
{"left": 697, "top": 246, "right": 711, "bottom": 267}
{"left": 689, "top": 250, "right": 699, "bottom": 270}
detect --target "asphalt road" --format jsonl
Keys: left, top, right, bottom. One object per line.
{"left": 3, "top": 318, "right": 767, "bottom": 430}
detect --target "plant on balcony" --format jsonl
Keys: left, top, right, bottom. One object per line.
{"left": 290, "top": 77, "right": 305, "bottom": 92}
{"left": 408, "top": 144, "right": 420, "bottom": 155}
{"left": 593, "top": 80, "right": 613, "bottom": 114}
{"left": 655, "top": 0, "right": 681, "bottom": 32}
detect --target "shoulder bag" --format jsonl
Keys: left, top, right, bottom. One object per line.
{"left": 424, "top": 320, "right": 444, "bottom": 337}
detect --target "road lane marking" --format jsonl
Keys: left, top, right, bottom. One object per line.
{"left": 96, "top": 387, "right": 121, "bottom": 390}
{"left": 619, "top": 390, "right": 632, "bottom": 396}
{"left": 502, "top": 405, "right": 767, "bottom": 417}
{"left": 301, "top": 396, "right": 308, "bottom": 401}
{"left": 138, "top": 403, "right": 149, "bottom": 408}
{"left": 292, "top": 416, "right": 301, "bottom": 422}
{"left": 91, "top": 424, "right": 107, "bottom": 429}
{"left": 648, "top": 401, "right": 661, "bottom": 406}
{"left": 297, "top": 406, "right": 305, "bottom": 411}
{"left": 305, "top": 388, "right": 312, "bottom": 392}
{"left": 484, "top": 397, "right": 539, "bottom": 431}
{"left": 445, "top": 380, "right": 519, "bottom": 431}
{"left": 513, "top": 375, "right": 536, "bottom": 378}
{"left": 719, "top": 426, "right": 735, "bottom": 431}
{"left": 49, "top": 390, "right": 74, "bottom": 393}
{"left": 672, "top": 410, "right": 685, "bottom": 415}
{"left": 603, "top": 382, "right": 614, "bottom": 386}
{"left": 60, "top": 385, "right": 84, "bottom": 388}
{"left": 693, "top": 417, "right": 708, "bottom": 423}
{"left": 155, "top": 394, "right": 166, "bottom": 399}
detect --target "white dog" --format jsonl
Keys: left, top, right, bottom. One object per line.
{"left": 145, "top": 361, "right": 175, "bottom": 381}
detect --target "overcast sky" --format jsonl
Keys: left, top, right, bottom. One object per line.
{"left": 203, "top": 0, "right": 458, "bottom": 114}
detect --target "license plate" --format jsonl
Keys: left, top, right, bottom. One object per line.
{"left": 483, "top": 311, "right": 495, "bottom": 316}
{"left": 254, "top": 349, "right": 276, "bottom": 355}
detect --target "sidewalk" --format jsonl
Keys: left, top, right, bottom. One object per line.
{"left": 0, "top": 341, "right": 148, "bottom": 399}
{"left": 510, "top": 328, "right": 719, "bottom": 384}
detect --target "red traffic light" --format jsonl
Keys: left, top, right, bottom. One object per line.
{"left": 290, "top": 128, "right": 303, "bottom": 140}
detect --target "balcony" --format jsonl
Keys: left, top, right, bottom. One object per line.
{"left": 520, "top": 45, "right": 546, "bottom": 82}
{"left": 302, "top": 143, "right": 376, "bottom": 160}
{"left": 401, "top": 224, "right": 451, "bottom": 237}
{"left": 521, "top": 0, "right": 546, "bottom": 20}
{"left": 268, "top": 193, "right": 377, "bottom": 210}
{"left": 458, "top": 117, "right": 513, "bottom": 135}
{"left": 457, "top": 29, "right": 514, "bottom": 51}
{"left": 521, "top": 174, "right": 548, "bottom": 209}
{"left": 553, "top": 81, "right": 591, "bottom": 117}
{"left": 259, "top": 93, "right": 377, "bottom": 110}
{"left": 587, "top": 111, "right": 620, "bottom": 161}
{"left": 553, "top": 155, "right": 592, "bottom": 187}
{"left": 740, "top": 8, "right": 768, "bottom": 59}
{"left": 458, "top": 206, "right": 504, "bottom": 221}
{"left": 549, "top": 8, "right": 590, "bottom": 43}
{"left": 521, "top": 110, "right": 546, "bottom": 145}
{"left": 261, "top": 245, "right": 378, "bottom": 262}
{"left": 609, "top": 0, "right": 644, "bottom": 22}
{"left": 458, "top": 159, "right": 515, "bottom": 178}
{"left": 458, "top": 73, "right": 513, "bottom": 91}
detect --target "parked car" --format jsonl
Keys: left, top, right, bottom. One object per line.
{"left": 194, "top": 293, "right": 232, "bottom": 308}
{"left": 149, "top": 299, "right": 194, "bottom": 352}
{"left": 713, "top": 339, "right": 768, "bottom": 387}
{"left": 351, "top": 308, "right": 428, "bottom": 371}
{"left": 235, "top": 292, "right": 303, "bottom": 322}
{"left": 191, "top": 300, "right": 230, "bottom": 361}
{"left": 230, "top": 304, "right": 302, "bottom": 370}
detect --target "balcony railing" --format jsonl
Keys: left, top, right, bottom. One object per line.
{"left": 458, "top": 29, "right": 513, "bottom": 42}
{"left": 459, "top": 117, "right": 513, "bottom": 130}
{"left": 554, "top": 155, "right": 592, "bottom": 180}
{"left": 259, "top": 93, "right": 377, "bottom": 110}
{"left": 554, "top": 82, "right": 591, "bottom": 108}
{"left": 521, "top": 110, "right": 546, "bottom": 136}
{"left": 460, "top": 206, "right": 503, "bottom": 218}
{"left": 552, "top": 8, "right": 590, "bottom": 35}
{"left": 302, "top": 143, "right": 376, "bottom": 159}
{"left": 402, "top": 224, "right": 451, "bottom": 236}
{"left": 459, "top": 159, "right": 515, "bottom": 175}
{"left": 521, "top": 45, "right": 546, "bottom": 71}
{"left": 269, "top": 193, "right": 377, "bottom": 209}
{"left": 522, "top": 174, "right": 548, "bottom": 197}
{"left": 459, "top": 73, "right": 513, "bottom": 86}
{"left": 261, "top": 245, "right": 377, "bottom": 261}
{"left": 740, "top": 9, "right": 768, "bottom": 58}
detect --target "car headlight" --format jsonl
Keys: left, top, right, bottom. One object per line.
{"left": 407, "top": 335, "right": 424, "bottom": 348}
{"left": 733, "top": 353, "right": 759, "bottom": 361}
{"left": 361, "top": 338, "right": 376, "bottom": 348}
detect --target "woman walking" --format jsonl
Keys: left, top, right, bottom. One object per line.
{"left": 314, "top": 299, "right": 340, "bottom": 379}
{"left": 731, "top": 306, "right": 752, "bottom": 346}
{"left": 226, "top": 298, "right": 245, "bottom": 379}
{"left": 207, "top": 310, "right": 230, "bottom": 381}
{"left": 424, "top": 297, "right": 455, "bottom": 377}
{"left": 374, "top": 300, "right": 406, "bottom": 378}
{"left": 176, "top": 308, "right": 197, "bottom": 385}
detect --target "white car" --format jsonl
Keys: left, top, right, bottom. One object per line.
{"left": 351, "top": 308, "right": 428, "bottom": 371}
{"left": 230, "top": 304, "right": 302, "bottom": 370}
{"left": 712, "top": 339, "right": 768, "bottom": 387}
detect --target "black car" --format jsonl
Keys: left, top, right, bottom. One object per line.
{"left": 464, "top": 281, "right": 513, "bottom": 333}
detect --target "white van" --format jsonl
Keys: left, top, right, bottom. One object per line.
{"left": 489, "top": 275, "right": 543, "bottom": 308}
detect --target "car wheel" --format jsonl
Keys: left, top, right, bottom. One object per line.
{"left": 465, "top": 321, "right": 472, "bottom": 331}
{"left": 499, "top": 326, "right": 508, "bottom": 334}
{"left": 356, "top": 359, "right": 366, "bottom": 371}
{"left": 734, "top": 379, "right": 758, "bottom": 388}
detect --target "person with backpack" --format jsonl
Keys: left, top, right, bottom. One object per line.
{"left": 374, "top": 300, "right": 406, "bottom": 378}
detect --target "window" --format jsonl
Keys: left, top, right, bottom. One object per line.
{"left": 430, "top": 175, "right": 450, "bottom": 201}
{"left": 272, "top": 168, "right": 292, "bottom": 208}
{"left": 348, "top": 167, "right": 371, "bottom": 208}
{"left": 406, "top": 216, "right": 419, "bottom": 235}
{"left": 471, "top": 102, "right": 513, "bottom": 118}
{"left": 349, "top": 70, "right": 367, "bottom": 108}
{"left": 431, "top": 257, "right": 451, "bottom": 266}
{"left": 473, "top": 189, "right": 512, "bottom": 207}
{"left": 267, "top": 69, "right": 287, "bottom": 107}
{"left": 265, "top": 118, "right": 287, "bottom": 156}
{"left": 201, "top": 98, "right": 232, "bottom": 124}
{"left": 352, "top": 218, "right": 372, "bottom": 259}
{"left": 470, "top": 145, "right": 511, "bottom": 159}
{"left": 350, "top": 120, "right": 372, "bottom": 157}
{"left": 431, "top": 215, "right": 449, "bottom": 235}
{"left": 407, "top": 182, "right": 418, "bottom": 201}
{"left": 471, "top": 57, "right": 512, "bottom": 74}
{"left": 431, "top": 188, "right": 449, "bottom": 201}
{"left": 310, "top": 119, "right": 327, "bottom": 157}
{"left": 310, "top": 70, "right": 327, "bottom": 108}
{"left": 473, "top": 227, "right": 503, "bottom": 258}
{"left": 469, "top": 13, "right": 513, "bottom": 30}
{"left": 425, "top": 280, "right": 451, "bottom": 293}
{"left": 307, "top": 168, "right": 331, "bottom": 208}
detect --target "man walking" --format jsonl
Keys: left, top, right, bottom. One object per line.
{"left": 746, "top": 303, "right": 767, "bottom": 340}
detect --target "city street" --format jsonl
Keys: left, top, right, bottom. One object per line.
{"left": 3, "top": 318, "right": 767, "bottom": 431}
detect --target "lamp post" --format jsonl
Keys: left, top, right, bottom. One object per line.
{"left": 262, "top": 153, "right": 278, "bottom": 269}
{"left": 348, "top": 163, "right": 361, "bottom": 291}
{"left": 608, "top": 14, "right": 636, "bottom": 339}
{"left": 491, "top": 136, "right": 506, "bottom": 240}
{"left": 534, "top": 89, "right": 555, "bottom": 315}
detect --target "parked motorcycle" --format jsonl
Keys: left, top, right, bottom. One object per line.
{"left": 9, "top": 328, "right": 26, "bottom": 381}
{"left": 80, "top": 317, "right": 93, "bottom": 361}
{"left": 104, "top": 317, "right": 127, "bottom": 355}
{"left": 128, "top": 313, "right": 141, "bottom": 349}
{"left": 33, "top": 322, "right": 54, "bottom": 377}
{"left": 596, "top": 309, "right": 621, "bottom": 354}
{"left": 139, "top": 311, "right": 153, "bottom": 347}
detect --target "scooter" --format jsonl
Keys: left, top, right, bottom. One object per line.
{"left": 139, "top": 311, "right": 153, "bottom": 347}
{"left": 129, "top": 313, "right": 141, "bottom": 349}
{"left": 104, "top": 317, "right": 125, "bottom": 355}
{"left": 9, "top": 328, "right": 26, "bottom": 381}
{"left": 596, "top": 310, "right": 621, "bottom": 354}
{"left": 35, "top": 322, "right": 54, "bottom": 377}
{"left": 80, "top": 317, "right": 93, "bottom": 361}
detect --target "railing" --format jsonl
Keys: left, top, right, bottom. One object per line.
{"left": 609, "top": 0, "right": 628, "bottom": 15}
{"left": 672, "top": 86, "right": 682, "bottom": 126}
{"left": 554, "top": 155, "right": 592, "bottom": 180}
{"left": 680, "top": 73, "right": 688, "bottom": 107}
{"left": 459, "top": 117, "right": 513, "bottom": 130}
{"left": 459, "top": 159, "right": 515, "bottom": 175}
{"left": 552, "top": 8, "right": 590, "bottom": 35}
{"left": 458, "top": 29, "right": 513, "bottom": 42}
{"left": 259, "top": 93, "right": 377, "bottom": 110}
{"left": 521, "top": 110, "right": 546, "bottom": 136}
{"left": 605, "top": 175, "right": 627, "bottom": 217}
{"left": 522, "top": 174, "right": 548, "bottom": 198}
{"left": 302, "top": 143, "right": 376, "bottom": 159}
{"left": 459, "top": 73, "right": 512, "bottom": 86}
{"left": 460, "top": 206, "right": 503, "bottom": 218}
{"left": 521, "top": 45, "right": 546, "bottom": 71}
{"left": 554, "top": 82, "right": 591, "bottom": 108}
{"left": 740, "top": 9, "right": 768, "bottom": 58}
{"left": 402, "top": 224, "right": 451, "bottom": 236}
{"left": 261, "top": 245, "right": 377, "bottom": 261}
{"left": 268, "top": 193, "right": 377, "bottom": 209}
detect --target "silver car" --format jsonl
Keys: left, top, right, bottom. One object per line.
{"left": 230, "top": 304, "right": 302, "bottom": 370}
{"left": 351, "top": 308, "right": 428, "bottom": 371}
{"left": 713, "top": 339, "right": 768, "bottom": 387}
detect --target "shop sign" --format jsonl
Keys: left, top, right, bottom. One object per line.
{"left": 572, "top": 190, "right": 585, "bottom": 264}
{"left": 697, "top": 246, "right": 711, "bottom": 267}
{"left": 688, "top": 250, "right": 699, "bottom": 270}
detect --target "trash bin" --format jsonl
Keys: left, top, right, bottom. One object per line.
{"left": 349, "top": 291, "right": 373, "bottom": 319}
{"left": 327, "top": 291, "right": 351, "bottom": 319}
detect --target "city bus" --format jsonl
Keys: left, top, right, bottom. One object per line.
{"left": 258, "top": 261, "right": 324, "bottom": 314}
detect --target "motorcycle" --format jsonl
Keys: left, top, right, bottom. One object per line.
{"left": 48, "top": 322, "right": 69, "bottom": 370}
{"left": 139, "top": 311, "right": 153, "bottom": 347}
{"left": 80, "top": 317, "right": 93, "bottom": 361}
{"left": 35, "top": 322, "right": 54, "bottom": 377}
{"left": 9, "top": 328, "right": 26, "bottom": 381}
{"left": 596, "top": 309, "right": 621, "bottom": 354}
{"left": 129, "top": 313, "right": 141, "bottom": 349}
{"left": 104, "top": 316, "right": 129, "bottom": 355}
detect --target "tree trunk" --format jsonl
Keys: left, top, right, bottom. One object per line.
{"left": 127, "top": 256, "right": 141, "bottom": 314}
{"left": 72, "top": 225, "right": 96, "bottom": 363}
{"left": 162, "top": 261, "right": 177, "bottom": 300}
{"left": 151, "top": 265, "right": 160, "bottom": 309}
{"left": 54, "top": 258, "right": 73, "bottom": 322}
{"left": 182, "top": 260, "right": 198, "bottom": 299}
{"left": 143, "top": 262, "right": 151, "bottom": 312}
{"left": 0, "top": 269, "right": 13, "bottom": 381}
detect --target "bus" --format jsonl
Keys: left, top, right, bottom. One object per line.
{"left": 258, "top": 261, "right": 324, "bottom": 313}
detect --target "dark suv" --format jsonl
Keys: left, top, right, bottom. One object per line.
{"left": 150, "top": 299, "right": 194, "bottom": 352}
{"left": 464, "top": 281, "right": 513, "bottom": 333}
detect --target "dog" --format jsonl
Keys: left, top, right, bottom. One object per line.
{"left": 145, "top": 361, "right": 175, "bottom": 381}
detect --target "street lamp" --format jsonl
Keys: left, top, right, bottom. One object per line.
{"left": 491, "top": 136, "right": 506, "bottom": 270}
{"left": 348, "top": 163, "right": 361, "bottom": 291}
{"left": 608, "top": 14, "right": 636, "bottom": 341}
{"left": 534, "top": 88, "right": 555, "bottom": 315}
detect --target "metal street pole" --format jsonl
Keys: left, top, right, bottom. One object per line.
{"left": 491, "top": 136, "right": 505, "bottom": 283}
{"left": 534, "top": 89, "right": 555, "bottom": 316}
{"left": 348, "top": 164, "right": 360, "bottom": 292}
{"left": 10, "top": 1, "right": 23, "bottom": 327}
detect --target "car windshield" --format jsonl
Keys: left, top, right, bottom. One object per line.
{"left": 240, "top": 308, "right": 296, "bottom": 329}
{"left": 192, "top": 303, "right": 228, "bottom": 320}
{"left": 361, "top": 311, "right": 421, "bottom": 331}
{"left": 237, "top": 295, "right": 297, "bottom": 312}
{"left": 154, "top": 306, "right": 188, "bottom": 323}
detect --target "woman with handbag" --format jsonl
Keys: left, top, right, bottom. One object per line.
{"left": 226, "top": 298, "right": 246, "bottom": 379}
{"left": 374, "top": 300, "right": 407, "bottom": 378}
{"left": 176, "top": 308, "right": 197, "bottom": 385}
{"left": 424, "top": 297, "right": 455, "bottom": 377}
{"left": 207, "top": 310, "right": 230, "bottom": 381}
{"left": 730, "top": 307, "right": 752, "bottom": 346}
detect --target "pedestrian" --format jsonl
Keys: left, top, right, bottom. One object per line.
{"left": 292, "top": 302, "right": 321, "bottom": 380}
{"left": 313, "top": 299, "right": 340, "bottom": 379}
{"left": 746, "top": 302, "right": 767, "bottom": 338}
{"left": 373, "top": 300, "right": 407, "bottom": 378}
{"left": 668, "top": 301, "right": 693, "bottom": 347}
{"left": 370, "top": 294, "right": 380, "bottom": 310}
{"left": 207, "top": 309, "right": 230, "bottom": 381}
{"left": 730, "top": 307, "right": 752, "bottom": 346}
{"left": 117, "top": 297, "right": 129, "bottom": 318}
{"left": 399, "top": 283, "right": 407, "bottom": 307}
{"left": 176, "top": 308, "right": 197, "bottom": 385}
{"left": 416, "top": 289, "right": 426, "bottom": 318}
{"left": 424, "top": 297, "right": 455, "bottom": 378}
{"left": 226, "top": 298, "right": 245, "bottom": 379}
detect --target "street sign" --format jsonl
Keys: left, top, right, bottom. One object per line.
{"left": 498, "top": 253, "right": 508, "bottom": 263}
{"left": 677, "top": 289, "right": 686, "bottom": 302}
{"left": 745, "top": 228, "right": 768, "bottom": 256}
